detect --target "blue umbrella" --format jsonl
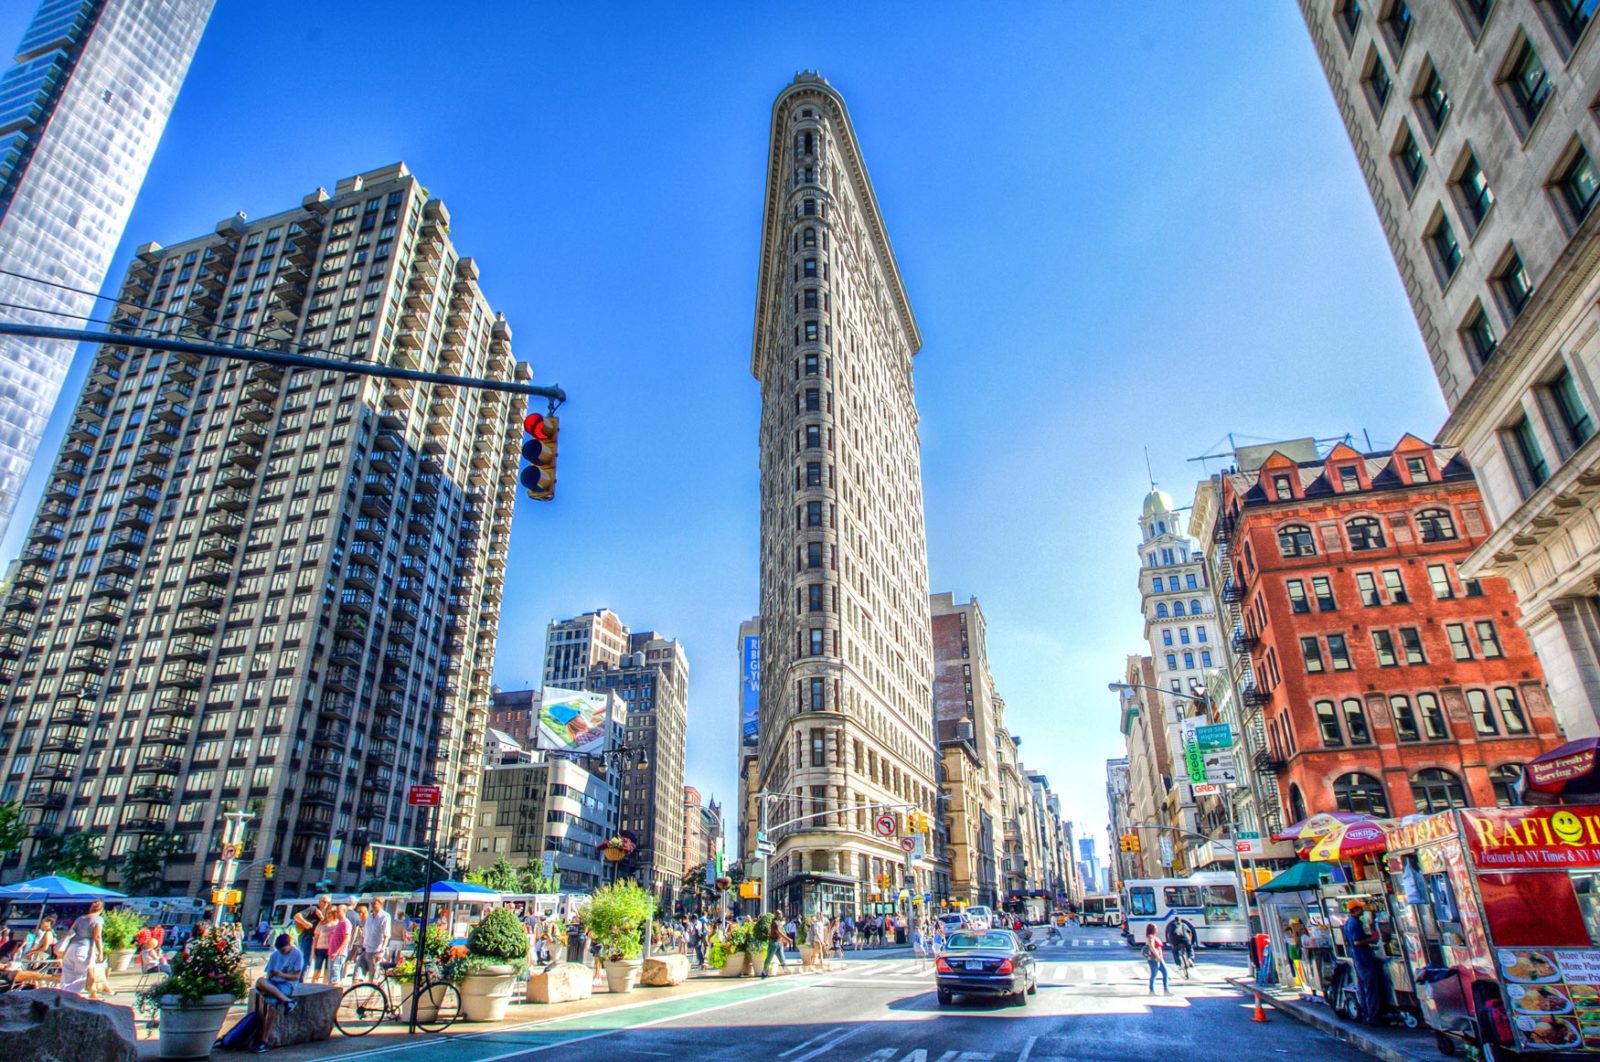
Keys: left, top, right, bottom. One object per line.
{"left": 412, "top": 880, "right": 500, "bottom": 900}
{"left": 0, "top": 875, "right": 127, "bottom": 900}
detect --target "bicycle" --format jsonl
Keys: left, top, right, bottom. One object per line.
{"left": 335, "top": 967, "right": 461, "bottom": 1036}
{"left": 1175, "top": 944, "right": 1195, "bottom": 980}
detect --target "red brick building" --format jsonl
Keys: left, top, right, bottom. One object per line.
{"left": 1218, "top": 436, "right": 1563, "bottom": 823}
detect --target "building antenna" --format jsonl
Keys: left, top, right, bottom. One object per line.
{"left": 1144, "top": 447, "right": 1156, "bottom": 490}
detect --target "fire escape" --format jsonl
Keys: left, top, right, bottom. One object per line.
{"left": 1214, "top": 509, "right": 1285, "bottom": 837}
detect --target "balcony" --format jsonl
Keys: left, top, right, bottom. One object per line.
{"left": 134, "top": 748, "right": 182, "bottom": 775}
{"left": 330, "top": 639, "right": 363, "bottom": 666}
{"left": 312, "top": 722, "right": 349, "bottom": 748}
{"left": 33, "top": 756, "right": 76, "bottom": 782}
{"left": 181, "top": 583, "right": 224, "bottom": 609}
{"left": 1221, "top": 580, "right": 1242, "bottom": 604}
{"left": 66, "top": 649, "right": 110, "bottom": 674}
{"left": 1231, "top": 630, "right": 1258, "bottom": 654}
{"left": 395, "top": 577, "right": 422, "bottom": 601}
{"left": 30, "top": 523, "right": 65, "bottom": 545}
{"left": 300, "top": 783, "right": 338, "bottom": 807}
{"left": 196, "top": 534, "right": 235, "bottom": 560}
{"left": 39, "top": 727, "right": 82, "bottom": 754}
{"left": 370, "top": 449, "right": 398, "bottom": 475}
{"left": 88, "top": 574, "right": 133, "bottom": 600}
{"left": 348, "top": 541, "right": 382, "bottom": 567}
{"left": 320, "top": 693, "right": 356, "bottom": 721}
{"left": 345, "top": 566, "right": 376, "bottom": 592}
{"left": 225, "top": 441, "right": 263, "bottom": 468}
{"left": 0, "top": 636, "right": 23, "bottom": 659}
{"left": 66, "top": 419, "right": 102, "bottom": 443}
{"left": 237, "top": 401, "right": 274, "bottom": 424}
{"left": 334, "top": 615, "right": 370, "bottom": 639}
{"left": 74, "top": 621, "right": 118, "bottom": 648}
{"left": 130, "top": 783, "right": 174, "bottom": 804}
{"left": 124, "top": 816, "right": 169, "bottom": 834}
{"left": 83, "top": 598, "right": 127, "bottom": 624}
{"left": 324, "top": 667, "right": 359, "bottom": 693}
{"left": 115, "top": 505, "right": 155, "bottom": 531}
{"left": 382, "top": 385, "right": 413, "bottom": 414}
{"left": 339, "top": 593, "right": 375, "bottom": 618}
{"left": 161, "top": 662, "right": 205, "bottom": 688}
{"left": 23, "top": 786, "right": 66, "bottom": 809}
{"left": 169, "top": 635, "right": 213, "bottom": 661}
{"left": 146, "top": 416, "right": 180, "bottom": 443}
{"left": 1254, "top": 749, "right": 1287, "bottom": 774}
{"left": 204, "top": 512, "right": 244, "bottom": 537}
{"left": 306, "top": 756, "right": 343, "bottom": 777}
{"left": 374, "top": 695, "right": 405, "bottom": 718}
{"left": 246, "top": 376, "right": 279, "bottom": 404}
{"left": 99, "top": 550, "right": 137, "bottom": 576}
{"left": 360, "top": 494, "right": 391, "bottom": 521}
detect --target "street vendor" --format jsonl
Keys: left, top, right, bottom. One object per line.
{"left": 1344, "top": 900, "right": 1388, "bottom": 1023}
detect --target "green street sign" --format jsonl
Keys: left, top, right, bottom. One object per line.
{"left": 1194, "top": 723, "right": 1234, "bottom": 750}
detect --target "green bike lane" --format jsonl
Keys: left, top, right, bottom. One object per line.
{"left": 332, "top": 976, "right": 813, "bottom": 1062}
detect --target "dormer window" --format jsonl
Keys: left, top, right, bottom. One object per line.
{"left": 1406, "top": 456, "right": 1429, "bottom": 480}
{"left": 1278, "top": 524, "right": 1317, "bottom": 558}
{"left": 1337, "top": 466, "right": 1360, "bottom": 491}
{"left": 1273, "top": 474, "right": 1294, "bottom": 500}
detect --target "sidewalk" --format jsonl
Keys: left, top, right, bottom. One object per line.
{"left": 1225, "top": 977, "right": 1436, "bottom": 1062}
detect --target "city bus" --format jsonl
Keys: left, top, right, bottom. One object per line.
{"left": 1121, "top": 871, "right": 1247, "bottom": 947}
{"left": 1080, "top": 893, "right": 1123, "bottom": 927}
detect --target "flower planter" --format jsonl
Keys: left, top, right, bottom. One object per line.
{"left": 157, "top": 993, "right": 236, "bottom": 1059}
{"left": 458, "top": 965, "right": 518, "bottom": 1022}
{"left": 109, "top": 947, "right": 136, "bottom": 973}
{"left": 602, "top": 848, "right": 625, "bottom": 862}
{"left": 798, "top": 944, "right": 820, "bottom": 968}
{"left": 718, "top": 952, "right": 746, "bottom": 977}
{"left": 400, "top": 986, "right": 446, "bottom": 1025}
{"left": 603, "top": 957, "right": 643, "bottom": 993}
{"left": 544, "top": 942, "right": 567, "bottom": 964}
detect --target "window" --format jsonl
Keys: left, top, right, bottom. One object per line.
{"left": 1348, "top": 516, "right": 1386, "bottom": 550}
{"left": 1273, "top": 474, "right": 1294, "bottom": 500}
{"left": 1278, "top": 524, "right": 1317, "bottom": 557}
{"left": 1464, "top": 302, "right": 1499, "bottom": 366}
{"left": 1418, "top": 63, "right": 1452, "bottom": 135}
{"left": 1417, "top": 508, "right": 1457, "bottom": 542}
{"left": 1407, "top": 456, "right": 1430, "bottom": 481}
{"left": 1166, "top": 653, "right": 1177, "bottom": 670}
{"left": 1429, "top": 563, "right": 1455, "bottom": 599}
{"left": 1429, "top": 211, "right": 1463, "bottom": 282}
{"left": 1289, "top": 785, "right": 1308, "bottom": 824}
{"left": 1417, "top": 692, "right": 1449, "bottom": 739}
{"left": 809, "top": 677, "right": 825, "bottom": 710}
{"left": 1338, "top": 466, "right": 1360, "bottom": 491}
{"left": 1366, "top": 53, "right": 1393, "bottom": 112}
{"left": 1468, "top": 688, "right": 1499, "bottom": 735}
{"left": 1385, "top": 1, "right": 1413, "bottom": 47}
{"left": 809, "top": 628, "right": 824, "bottom": 655}
{"left": 1491, "top": 764, "right": 1524, "bottom": 808}
{"left": 810, "top": 729, "right": 826, "bottom": 766}
{"left": 1163, "top": 630, "right": 1174, "bottom": 647}
{"left": 1287, "top": 579, "right": 1310, "bottom": 614}
{"left": 1550, "top": 0, "right": 1598, "bottom": 46}
{"left": 1357, "top": 572, "right": 1382, "bottom": 606}
{"left": 1313, "top": 576, "right": 1337, "bottom": 611}
{"left": 1461, "top": 565, "right": 1484, "bottom": 596}
{"left": 805, "top": 462, "right": 822, "bottom": 487}
{"left": 1373, "top": 629, "right": 1399, "bottom": 666}
{"left": 1496, "top": 687, "right": 1530, "bottom": 733}
{"left": 1400, "top": 627, "right": 1427, "bottom": 665}
{"left": 1316, "top": 701, "right": 1345, "bottom": 746}
{"left": 1504, "top": 41, "right": 1553, "bottom": 128}
{"left": 1335, "top": 772, "right": 1390, "bottom": 816}
{"left": 1458, "top": 0, "right": 1494, "bottom": 34}
{"left": 1301, "top": 636, "right": 1326, "bottom": 673}
{"left": 1500, "top": 251, "right": 1536, "bottom": 319}
{"left": 1396, "top": 125, "right": 1427, "bottom": 194}
{"left": 1339, "top": 0, "right": 1363, "bottom": 38}
{"left": 1559, "top": 149, "right": 1600, "bottom": 222}
{"left": 806, "top": 543, "right": 822, "bottom": 568}
{"left": 1391, "top": 694, "right": 1421, "bottom": 742}
{"left": 804, "top": 424, "right": 821, "bottom": 449}
{"left": 1476, "top": 620, "right": 1504, "bottom": 658}
{"left": 1328, "top": 633, "right": 1353, "bottom": 670}
{"left": 1412, "top": 769, "right": 1469, "bottom": 813}
{"left": 1456, "top": 151, "right": 1495, "bottom": 228}
{"left": 1552, "top": 366, "right": 1596, "bottom": 447}
{"left": 804, "top": 388, "right": 821, "bottom": 411}
{"left": 1447, "top": 622, "right": 1475, "bottom": 660}
{"left": 1343, "top": 698, "right": 1374, "bottom": 745}
{"left": 805, "top": 501, "right": 823, "bottom": 527}
{"left": 1512, "top": 415, "right": 1550, "bottom": 488}
{"left": 808, "top": 584, "right": 824, "bottom": 611}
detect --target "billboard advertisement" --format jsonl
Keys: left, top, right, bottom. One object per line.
{"left": 741, "top": 635, "right": 760, "bottom": 748}
{"left": 537, "top": 687, "right": 611, "bottom": 756}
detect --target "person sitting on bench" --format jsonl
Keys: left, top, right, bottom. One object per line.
{"left": 249, "top": 934, "right": 304, "bottom": 1053}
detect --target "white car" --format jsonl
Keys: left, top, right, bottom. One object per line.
{"left": 936, "top": 913, "right": 967, "bottom": 935}
{"left": 965, "top": 906, "right": 995, "bottom": 930}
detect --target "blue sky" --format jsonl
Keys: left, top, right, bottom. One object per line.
{"left": 0, "top": 3, "right": 1445, "bottom": 860}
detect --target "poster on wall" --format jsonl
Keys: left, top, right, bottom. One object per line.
{"left": 537, "top": 687, "right": 611, "bottom": 756}
{"left": 741, "top": 635, "right": 760, "bottom": 748}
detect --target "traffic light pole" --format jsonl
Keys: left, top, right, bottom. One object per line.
{"left": 0, "top": 322, "right": 567, "bottom": 404}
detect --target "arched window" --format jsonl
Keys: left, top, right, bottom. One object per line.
{"left": 1173, "top": 601, "right": 1186, "bottom": 616}
{"left": 1190, "top": 599, "right": 1202, "bottom": 615}
{"left": 1158, "top": 521, "right": 1167, "bottom": 535}
{"left": 1315, "top": 701, "right": 1344, "bottom": 746}
{"left": 1334, "top": 772, "right": 1390, "bottom": 816}
{"left": 1341, "top": 698, "right": 1373, "bottom": 745}
{"left": 1490, "top": 764, "right": 1524, "bottom": 808}
{"left": 1416, "top": 508, "right": 1457, "bottom": 542}
{"left": 1348, "top": 516, "right": 1386, "bottom": 550}
{"left": 1156, "top": 603, "right": 1169, "bottom": 618}
{"left": 1278, "top": 524, "right": 1317, "bottom": 558}
{"left": 802, "top": 227, "right": 816, "bottom": 247}
{"left": 1411, "top": 768, "right": 1468, "bottom": 813}
{"left": 1289, "top": 784, "right": 1307, "bottom": 824}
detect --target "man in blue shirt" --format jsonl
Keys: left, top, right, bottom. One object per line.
{"left": 250, "top": 933, "right": 304, "bottom": 1053}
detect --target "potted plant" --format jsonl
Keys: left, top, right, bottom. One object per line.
{"left": 101, "top": 907, "right": 145, "bottom": 973}
{"left": 451, "top": 908, "right": 529, "bottom": 1022}
{"left": 597, "top": 836, "right": 636, "bottom": 863}
{"left": 715, "top": 921, "right": 753, "bottom": 977}
{"left": 541, "top": 917, "right": 568, "bottom": 963}
{"left": 582, "top": 880, "right": 655, "bottom": 993}
{"left": 795, "top": 915, "right": 818, "bottom": 968}
{"left": 138, "top": 929, "right": 248, "bottom": 1059}
{"left": 394, "top": 924, "right": 452, "bottom": 1023}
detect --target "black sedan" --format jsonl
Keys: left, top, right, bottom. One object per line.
{"left": 934, "top": 929, "right": 1038, "bottom": 1006}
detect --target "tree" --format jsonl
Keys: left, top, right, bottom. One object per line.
{"left": 464, "top": 856, "right": 520, "bottom": 892}
{"left": 28, "top": 832, "right": 106, "bottom": 884}
{"left": 0, "top": 800, "right": 27, "bottom": 863}
{"left": 359, "top": 852, "right": 427, "bottom": 892}
{"left": 120, "top": 835, "right": 187, "bottom": 895}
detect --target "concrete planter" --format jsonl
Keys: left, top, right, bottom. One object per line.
{"left": 458, "top": 965, "right": 517, "bottom": 1022}
{"left": 719, "top": 952, "right": 746, "bottom": 977}
{"left": 157, "top": 993, "right": 235, "bottom": 1059}
{"left": 108, "top": 948, "right": 136, "bottom": 973}
{"left": 798, "top": 944, "right": 820, "bottom": 968}
{"left": 603, "top": 958, "right": 643, "bottom": 994}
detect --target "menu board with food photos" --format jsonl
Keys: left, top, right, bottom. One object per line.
{"left": 1496, "top": 947, "right": 1600, "bottom": 1051}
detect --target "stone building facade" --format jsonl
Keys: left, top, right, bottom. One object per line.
{"left": 1301, "top": 0, "right": 1600, "bottom": 738}
{"left": 753, "top": 73, "right": 940, "bottom": 916}
{"left": 930, "top": 592, "right": 1003, "bottom": 907}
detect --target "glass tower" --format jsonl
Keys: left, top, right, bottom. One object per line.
{"left": 0, "top": 0, "right": 214, "bottom": 543}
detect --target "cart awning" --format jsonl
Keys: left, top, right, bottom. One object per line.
{"left": 1257, "top": 861, "right": 1344, "bottom": 894}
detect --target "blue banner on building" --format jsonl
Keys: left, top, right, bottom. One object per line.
{"left": 741, "top": 635, "right": 760, "bottom": 747}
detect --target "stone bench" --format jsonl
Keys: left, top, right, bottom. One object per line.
{"left": 641, "top": 954, "right": 689, "bottom": 987}
{"left": 525, "top": 962, "right": 593, "bottom": 1004}
{"left": 0, "top": 989, "right": 138, "bottom": 1062}
{"left": 266, "top": 983, "right": 338, "bottom": 1047}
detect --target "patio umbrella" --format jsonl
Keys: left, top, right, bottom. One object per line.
{"left": 0, "top": 875, "right": 126, "bottom": 900}
{"left": 1522, "top": 737, "right": 1600, "bottom": 799}
{"left": 1273, "top": 811, "right": 1374, "bottom": 843}
{"left": 412, "top": 881, "right": 501, "bottom": 901}
{"left": 1257, "top": 861, "right": 1345, "bottom": 894}
{"left": 1304, "top": 820, "right": 1390, "bottom": 863}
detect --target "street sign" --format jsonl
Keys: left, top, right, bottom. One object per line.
{"left": 1202, "top": 749, "right": 1240, "bottom": 784}
{"left": 899, "top": 836, "right": 916, "bottom": 853}
{"left": 1237, "top": 838, "right": 1258, "bottom": 855}
{"left": 408, "top": 784, "right": 442, "bottom": 807}
{"left": 543, "top": 852, "right": 556, "bottom": 879}
{"left": 756, "top": 841, "right": 775, "bottom": 855}
{"left": 874, "top": 814, "right": 897, "bottom": 838}
{"left": 1193, "top": 782, "right": 1222, "bottom": 796}
{"left": 1239, "top": 831, "right": 1261, "bottom": 840}
{"left": 1194, "top": 723, "right": 1234, "bottom": 750}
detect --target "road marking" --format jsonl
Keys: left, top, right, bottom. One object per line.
{"left": 786, "top": 1025, "right": 864, "bottom": 1062}
{"left": 781, "top": 1026, "right": 846, "bottom": 1057}
{"left": 1017, "top": 1035, "right": 1037, "bottom": 1062}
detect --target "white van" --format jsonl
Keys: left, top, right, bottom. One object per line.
{"left": 964, "top": 905, "right": 995, "bottom": 930}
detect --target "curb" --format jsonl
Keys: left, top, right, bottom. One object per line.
{"left": 1225, "top": 978, "right": 1432, "bottom": 1062}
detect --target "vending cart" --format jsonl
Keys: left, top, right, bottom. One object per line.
{"left": 1383, "top": 806, "right": 1600, "bottom": 1056}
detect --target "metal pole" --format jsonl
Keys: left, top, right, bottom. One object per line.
{"left": 758, "top": 796, "right": 770, "bottom": 918}
{"left": 409, "top": 802, "right": 438, "bottom": 1036}
{"left": 0, "top": 322, "right": 567, "bottom": 403}
{"left": 1225, "top": 790, "right": 1249, "bottom": 924}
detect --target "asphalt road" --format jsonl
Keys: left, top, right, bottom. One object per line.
{"left": 393, "top": 924, "right": 1374, "bottom": 1062}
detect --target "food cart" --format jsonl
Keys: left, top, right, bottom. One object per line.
{"left": 1382, "top": 806, "right": 1600, "bottom": 1056}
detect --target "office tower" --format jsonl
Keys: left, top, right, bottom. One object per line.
{"left": 753, "top": 73, "right": 938, "bottom": 916}
{"left": 0, "top": 0, "right": 214, "bottom": 542}
{"left": 1301, "top": 1, "right": 1600, "bottom": 736}
{"left": 542, "top": 607, "right": 627, "bottom": 687}
{"left": 0, "top": 163, "right": 527, "bottom": 909}
{"left": 930, "top": 592, "right": 1002, "bottom": 908}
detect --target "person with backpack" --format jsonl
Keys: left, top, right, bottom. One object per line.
{"left": 1142, "top": 923, "right": 1170, "bottom": 995}
{"left": 1165, "top": 917, "right": 1197, "bottom": 977}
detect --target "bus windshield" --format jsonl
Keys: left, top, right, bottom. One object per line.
{"left": 1127, "top": 887, "right": 1157, "bottom": 917}
{"left": 1201, "top": 884, "right": 1240, "bottom": 924}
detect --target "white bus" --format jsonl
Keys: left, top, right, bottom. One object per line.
{"left": 1080, "top": 893, "right": 1123, "bottom": 927}
{"left": 1121, "top": 871, "right": 1247, "bottom": 947}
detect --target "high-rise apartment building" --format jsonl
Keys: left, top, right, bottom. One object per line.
{"left": 542, "top": 608, "right": 628, "bottom": 687}
{"left": 0, "top": 0, "right": 213, "bottom": 542}
{"left": 1301, "top": 1, "right": 1600, "bottom": 737}
{"left": 930, "top": 592, "right": 1002, "bottom": 907}
{"left": 0, "top": 162, "right": 526, "bottom": 909}
{"left": 753, "top": 73, "right": 939, "bottom": 917}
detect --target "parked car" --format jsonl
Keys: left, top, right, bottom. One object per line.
{"left": 934, "top": 928, "right": 1038, "bottom": 1007}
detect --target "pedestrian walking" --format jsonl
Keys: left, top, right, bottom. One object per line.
{"left": 760, "top": 910, "right": 792, "bottom": 977}
{"left": 360, "top": 897, "right": 392, "bottom": 979}
{"left": 58, "top": 900, "right": 105, "bottom": 996}
{"left": 326, "top": 904, "right": 352, "bottom": 986}
{"left": 1142, "top": 923, "right": 1170, "bottom": 995}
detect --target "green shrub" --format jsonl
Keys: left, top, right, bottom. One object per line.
{"left": 452, "top": 907, "right": 528, "bottom": 978}
{"left": 101, "top": 908, "right": 145, "bottom": 951}
{"left": 582, "top": 880, "right": 656, "bottom": 961}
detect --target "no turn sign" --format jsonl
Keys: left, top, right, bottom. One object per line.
{"left": 874, "top": 814, "right": 897, "bottom": 838}
{"left": 900, "top": 836, "right": 916, "bottom": 854}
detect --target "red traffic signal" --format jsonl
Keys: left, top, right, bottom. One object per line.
{"left": 520, "top": 412, "right": 559, "bottom": 501}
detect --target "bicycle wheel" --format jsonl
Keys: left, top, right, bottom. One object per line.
{"left": 413, "top": 979, "right": 462, "bottom": 1033}
{"left": 336, "top": 982, "right": 389, "bottom": 1036}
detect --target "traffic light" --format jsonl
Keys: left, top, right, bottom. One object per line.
{"left": 262, "top": 862, "right": 275, "bottom": 880}
{"left": 362, "top": 847, "right": 374, "bottom": 869}
{"left": 519, "top": 412, "right": 559, "bottom": 501}
{"left": 1128, "top": 834, "right": 1142, "bottom": 853}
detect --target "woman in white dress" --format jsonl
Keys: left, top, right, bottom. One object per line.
{"left": 58, "top": 899, "right": 104, "bottom": 995}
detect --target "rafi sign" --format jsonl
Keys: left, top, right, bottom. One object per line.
{"left": 1463, "top": 807, "right": 1600, "bottom": 869}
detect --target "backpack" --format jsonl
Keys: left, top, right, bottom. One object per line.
{"left": 1141, "top": 940, "right": 1156, "bottom": 961}
{"left": 217, "top": 1011, "right": 261, "bottom": 1050}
